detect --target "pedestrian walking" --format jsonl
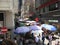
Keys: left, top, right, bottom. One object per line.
{"left": 14, "top": 16, "right": 20, "bottom": 29}
{"left": 42, "top": 32, "right": 45, "bottom": 45}
{"left": 55, "top": 39, "right": 60, "bottom": 45}
{"left": 0, "top": 36, "right": 4, "bottom": 44}
{"left": 48, "top": 34, "right": 52, "bottom": 45}
{"left": 35, "top": 36, "right": 39, "bottom": 45}
{"left": 55, "top": 41, "right": 60, "bottom": 45}
{"left": 38, "top": 34, "right": 42, "bottom": 45}
{"left": 14, "top": 37, "right": 18, "bottom": 45}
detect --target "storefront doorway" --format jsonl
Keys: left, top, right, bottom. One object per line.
{"left": 0, "top": 13, "right": 4, "bottom": 27}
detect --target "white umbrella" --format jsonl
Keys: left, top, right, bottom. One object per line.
{"left": 31, "top": 30, "right": 43, "bottom": 36}
{"left": 19, "top": 19, "right": 23, "bottom": 21}
{"left": 26, "top": 21, "right": 36, "bottom": 25}
{"left": 14, "top": 26, "right": 30, "bottom": 34}
{"left": 26, "top": 21, "right": 36, "bottom": 23}
{"left": 29, "top": 25, "right": 43, "bottom": 36}
{"left": 31, "top": 30, "right": 43, "bottom": 33}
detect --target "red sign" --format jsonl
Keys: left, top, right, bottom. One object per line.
{"left": 1, "top": 27, "right": 8, "bottom": 34}
{"left": 1, "top": 29, "right": 7, "bottom": 32}
{"left": 36, "top": 0, "right": 59, "bottom": 10}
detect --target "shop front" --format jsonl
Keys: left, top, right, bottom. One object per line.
{"left": 0, "top": 13, "right": 4, "bottom": 27}
{"left": 41, "top": 10, "right": 60, "bottom": 33}
{"left": 0, "top": 11, "right": 15, "bottom": 39}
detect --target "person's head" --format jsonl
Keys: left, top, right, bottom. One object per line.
{"left": 36, "top": 22, "right": 42, "bottom": 26}
{"left": 14, "top": 37, "right": 17, "bottom": 40}
{"left": 39, "top": 20, "right": 45, "bottom": 24}
{"left": 0, "top": 39, "right": 17, "bottom": 45}
{"left": 51, "top": 32, "right": 54, "bottom": 36}
{"left": 42, "top": 27, "right": 46, "bottom": 31}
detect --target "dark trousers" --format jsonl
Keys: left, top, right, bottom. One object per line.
{"left": 36, "top": 42, "right": 39, "bottom": 45}
{"left": 42, "top": 38, "right": 45, "bottom": 45}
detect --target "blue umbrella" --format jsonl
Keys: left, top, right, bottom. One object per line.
{"left": 14, "top": 26, "right": 30, "bottom": 34}
{"left": 41, "top": 24, "right": 57, "bottom": 31}
{"left": 29, "top": 25, "right": 41, "bottom": 30}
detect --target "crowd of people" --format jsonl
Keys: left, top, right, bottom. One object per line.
{"left": 0, "top": 20, "right": 60, "bottom": 45}
{"left": 14, "top": 20, "right": 60, "bottom": 45}
{"left": 0, "top": 36, "right": 17, "bottom": 45}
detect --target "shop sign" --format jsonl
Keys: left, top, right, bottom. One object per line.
{"left": 1, "top": 27, "right": 8, "bottom": 34}
{"left": 48, "top": 20, "right": 58, "bottom": 22}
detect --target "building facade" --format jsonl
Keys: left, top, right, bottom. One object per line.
{"left": 35, "top": 0, "right": 60, "bottom": 23}
{"left": 35, "top": 0, "right": 60, "bottom": 32}
{"left": 0, "top": 0, "right": 18, "bottom": 29}
{"left": 21, "top": 0, "right": 35, "bottom": 19}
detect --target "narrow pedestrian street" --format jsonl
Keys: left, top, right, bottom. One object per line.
{"left": 0, "top": 0, "right": 60, "bottom": 45}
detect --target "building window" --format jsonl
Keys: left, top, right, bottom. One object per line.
{"left": 41, "top": 0, "right": 45, "bottom": 12}
{"left": 0, "top": 13, "right": 4, "bottom": 21}
{"left": 43, "top": 8, "right": 45, "bottom": 12}
{"left": 49, "top": 2, "right": 59, "bottom": 11}
{"left": 19, "top": 0, "right": 22, "bottom": 9}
